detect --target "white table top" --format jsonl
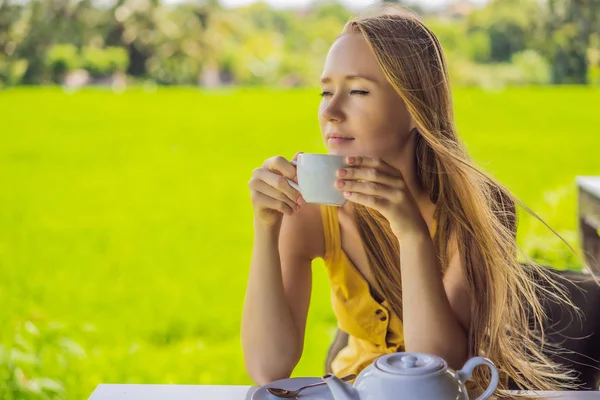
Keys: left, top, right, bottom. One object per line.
{"left": 577, "top": 176, "right": 600, "bottom": 199}
{"left": 88, "top": 384, "right": 600, "bottom": 399}
{"left": 89, "top": 385, "right": 257, "bottom": 400}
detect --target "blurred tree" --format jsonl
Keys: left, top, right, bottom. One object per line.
{"left": 199, "top": 3, "right": 246, "bottom": 85}
{"left": 426, "top": 19, "right": 471, "bottom": 57}
{"left": 10, "top": 0, "right": 61, "bottom": 84}
{"left": 6, "top": 0, "right": 596, "bottom": 87}
{"left": 0, "top": 0, "right": 28, "bottom": 86}
{"left": 546, "top": 0, "right": 600, "bottom": 84}
{"left": 590, "top": 32, "right": 600, "bottom": 84}
{"left": 82, "top": 46, "right": 129, "bottom": 78}
{"left": 467, "top": 0, "right": 542, "bottom": 63}
{"left": 380, "top": 0, "right": 424, "bottom": 14}
{"left": 108, "top": 0, "right": 162, "bottom": 78}
{"left": 313, "top": 1, "right": 352, "bottom": 23}
{"left": 47, "top": 44, "right": 80, "bottom": 83}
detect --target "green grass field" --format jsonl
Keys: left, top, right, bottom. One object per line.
{"left": 1, "top": 87, "right": 599, "bottom": 399}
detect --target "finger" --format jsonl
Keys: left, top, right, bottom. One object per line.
{"left": 345, "top": 156, "right": 402, "bottom": 178}
{"left": 342, "top": 191, "right": 387, "bottom": 210}
{"left": 254, "top": 168, "right": 301, "bottom": 203}
{"left": 291, "top": 152, "right": 304, "bottom": 183}
{"left": 292, "top": 151, "right": 304, "bottom": 162}
{"left": 265, "top": 156, "right": 297, "bottom": 180}
{"left": 250, "top": 178, "right": 299, "bottom": 211}
{"left": 252, "top": 191, "right": 296, "bottom": 216}
{"left": 336, "top": 179, "right": 394, "bottom": 198}
{"left": 337, "top": 166, "right": 404, "bottom": 188}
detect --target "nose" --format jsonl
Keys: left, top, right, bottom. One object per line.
{"left": 320, "top": 96, "right": 345, "bottom": 123}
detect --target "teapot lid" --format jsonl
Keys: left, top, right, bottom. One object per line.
{"left": 375, "top": 353, "right": 446, "bottom": 376}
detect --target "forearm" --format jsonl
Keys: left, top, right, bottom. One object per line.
{"left": 241, "top": 220, "right": 302, "bottom": 384}
{"left": 399, "top": 232, "right": 468, "bottom": 370}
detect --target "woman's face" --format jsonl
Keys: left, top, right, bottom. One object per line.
{"left": 319, "top": 33, "right": 413, "bottom": 158}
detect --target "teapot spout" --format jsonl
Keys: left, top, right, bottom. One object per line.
{"left": 322, "top": 373, "right": 358, "bottom": 400}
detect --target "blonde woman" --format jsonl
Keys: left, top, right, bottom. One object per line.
{"left": 242, "top": 4, "right": 582, "bottom": 396}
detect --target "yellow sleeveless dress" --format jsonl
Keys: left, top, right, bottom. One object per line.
{"left": 320, "top": 205, "right": 437, "bottom": 377}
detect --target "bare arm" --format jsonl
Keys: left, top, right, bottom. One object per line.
{"left": 400, "top": 231, "right": 471, "bottom": 370}
{"left": 241, "top": 203, "right": 323, "bottom": 385}
{"left": 326, "top": 154, "right": 472, "bottom": 369}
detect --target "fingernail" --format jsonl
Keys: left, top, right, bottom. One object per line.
{"left": 298, "top": 196, "right": 306, "bottom": 206}
{"left": 347, "top": 156, "right": 355, "bottom": 164}
{"left": 337, "top": 168, "right": 347, "bottom": 177}
{"left": 336, "top": 180, "right": 345, "bottom": 188}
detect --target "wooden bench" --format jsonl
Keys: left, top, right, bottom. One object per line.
{"left": 577, "top": 176, "right": 600, "bottom": 273}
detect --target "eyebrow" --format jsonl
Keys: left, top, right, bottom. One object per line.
{"left": 320, "top": 74, "right": 379, "bottom": 84}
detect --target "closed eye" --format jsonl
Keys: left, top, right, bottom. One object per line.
{"left": 320, "top": 90, "right": 370, "bottom": 97}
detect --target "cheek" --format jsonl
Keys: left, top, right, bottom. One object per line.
{"left": 362, "top": 106, "right": 404, "bottom": 139}
{"left": 317, "top": 104, "right": 326, "bottom": 130}
{"left": 318, "top": 112, "right": 327, "bottom": 138}
{"left": 359, "top": 104, "right": 412, "bottom": 152}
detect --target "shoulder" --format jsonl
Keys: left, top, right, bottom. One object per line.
{"left": 279, "top": 202, "right": 326, "bottom": 261}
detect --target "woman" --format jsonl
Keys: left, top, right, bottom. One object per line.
{"left": 242, "top": 4, "right": 579, "bottom": 395}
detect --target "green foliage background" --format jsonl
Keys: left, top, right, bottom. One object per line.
{"left": 1, "top": 86, "right": 599, "bottom": 398}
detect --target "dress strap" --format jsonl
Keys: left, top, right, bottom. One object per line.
{"left": 430, "top": 218, "right": 437, "bottom": 238}
{"left": 320, "top": 205, "right": 341, "bottom": 262}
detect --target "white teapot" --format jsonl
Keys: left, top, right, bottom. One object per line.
{"left": 323, "top": 352, "right": 499, "bottom": 400}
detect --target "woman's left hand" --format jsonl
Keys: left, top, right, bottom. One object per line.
{"left": 336, "top": 156, "right": 428, "bottom": 241}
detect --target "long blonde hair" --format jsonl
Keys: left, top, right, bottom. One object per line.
{"left": 343, "top": 4, "right": 586, "bottom": 396}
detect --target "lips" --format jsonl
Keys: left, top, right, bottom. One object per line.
{"left": 327, "top": 135, "right": 355, "bottom": 147}
{"left": 327, "top": 133, "right": 354, "bottom": 140}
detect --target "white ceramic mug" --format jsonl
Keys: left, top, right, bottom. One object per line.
{"left": 287, "top": 153, "right": 348, "bottom": 207}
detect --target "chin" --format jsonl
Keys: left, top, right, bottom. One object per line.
{"left": 326, "top": 144, "right": 359, "bottom": 157}
{"left": 327, "top": 149, "right": 351, "bottom": 156}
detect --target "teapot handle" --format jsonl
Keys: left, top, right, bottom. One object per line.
{"left": 456, "top": 357, "right": 499, "bottom": 400}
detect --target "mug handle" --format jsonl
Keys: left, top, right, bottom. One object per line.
{"left": 456, "top": 357, "right": 499, "bottom": 400}
{"left": 287, "top": 159, "right": 301, "bottom": 192}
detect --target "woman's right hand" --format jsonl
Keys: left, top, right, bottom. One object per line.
{"left": 248, "top": 153, "right": 305, "bottom": 228}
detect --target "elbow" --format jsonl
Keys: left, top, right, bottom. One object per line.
{"left": 243, "top": 344, "right": 302, "bottom": 386}
{"left": 241, "top": 329, "right": 304, "bottom": 385}
{"left": 245, "top": 357, "right": 298, "bottom": 386}
{"left": 249, "top": 370, "right": 291, "bottom": 387}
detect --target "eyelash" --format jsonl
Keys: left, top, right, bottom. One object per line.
{"left": 320, "top": 90, "right": 370, "bottom": 97}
